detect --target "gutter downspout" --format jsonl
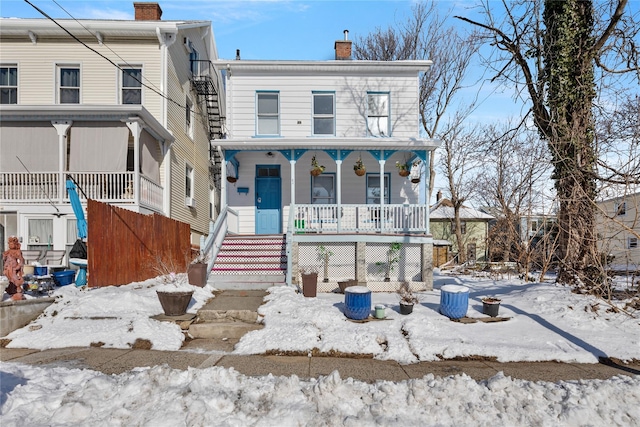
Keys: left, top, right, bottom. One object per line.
{"left": 157, "top": 27, "right": 177, "bottom": 216}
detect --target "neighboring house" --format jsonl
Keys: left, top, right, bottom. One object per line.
{"left": 206, "top": 32, "right": 439, "bottom": 291}
{"left": 596, "top": 192, "right": 639, "bottom": 271}
{"left": 0, "top": 2, "right": 224, "bottom": 265}
{"left": 429, "top": 197, "right": 494, "bottom": 264}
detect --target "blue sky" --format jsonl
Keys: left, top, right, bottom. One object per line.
{"left": 2, "top": 0, "right": 452, "bottom": 61}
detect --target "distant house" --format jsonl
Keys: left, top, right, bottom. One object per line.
{"left": 429, "top": 196, "right": 494, "bottom": 264}
{"left": 0, "top": 2, "right": 224, "bottom": 264}
{"left": 595, "top": 192, "right": 639, "bottom": 271}
{"left": 204, "top": 31, "right": 440, "bottom": 291}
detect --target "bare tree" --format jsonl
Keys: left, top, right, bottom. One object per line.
{"left": 456, "top": 0, "right": 639, "bottom": 292}
{"left": 353, "top": 1, "right": 481, "bottom": 203}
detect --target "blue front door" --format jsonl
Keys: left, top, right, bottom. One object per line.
{"left": 255, "top": 165, "right": 281, "bottom": 234}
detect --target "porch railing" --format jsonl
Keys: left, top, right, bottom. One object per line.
{"left": 1, "top": 172, "right": 163, "bottom": 213}
{"left": 292, "top": 204, "right": 428, "bottom": 234}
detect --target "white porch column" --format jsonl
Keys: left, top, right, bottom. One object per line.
{"left": 126, "top": 120, "right": 142, "bottom": 206}
{"left": 221, "top": 158, "right": 227, "bottom": 209}
{"left": 424, "top": 151, "right": 430, "bottom": 235}
{"left": 52, "top": 120, "right": 72, "bottom": 202}
{"left": 290, "top": 155, "right": 296, "bottom": 232}
{"left": 336, "top": 159, "right": 342, "bottom": 232}
{"left": 379, "top": 158, "right": 386, "bottom": 233}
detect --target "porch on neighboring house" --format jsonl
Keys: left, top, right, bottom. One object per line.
{"left": 0, "top": 106, "right": 174, "bottom": 215}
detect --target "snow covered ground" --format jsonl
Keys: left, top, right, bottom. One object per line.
{"left": 1, "top": 271, "right": 639, "bottom": 426}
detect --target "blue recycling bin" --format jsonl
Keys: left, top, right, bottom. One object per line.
{"left": 344, "top": 286, "right": 372, "bottom": 320}
{"left": 439, "top": 284, "right": 469, "bottom": 319}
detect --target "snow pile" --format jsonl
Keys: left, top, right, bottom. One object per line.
{"left": 1, "top": 363, "right": 638, "bottom": 426}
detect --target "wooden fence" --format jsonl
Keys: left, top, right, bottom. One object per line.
{"left": 87, "top": 200, "right": 191, "bottom": 287}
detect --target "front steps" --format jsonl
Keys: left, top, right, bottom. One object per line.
{"left": 187, "top": 290, "right": 265, "bottom": 351}
{"left": 208, "top": 235, "right": 287, "bottom": 290}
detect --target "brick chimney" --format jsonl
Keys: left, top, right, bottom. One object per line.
{"left": 334, "top": 29, "right": 352, "bottom": 60}
{"left": 134, "top": 2, "right": 163, "bottom": 20}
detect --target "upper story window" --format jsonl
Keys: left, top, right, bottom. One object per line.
{"left": 312, "top": 92, "right": 335, "bottom": 136}
{"left": 615, "top": 201, "right": 626, "bottom": 216}
{"left": 256, "top": 92, "right": 279, "bottom": 136}
{"left": 367, "top": 92, "right": 390, "bottom": 137}
{"left": 185, "top": 97, "right": 193, "bottom": 138}
{"left": 190, "top": 47, "right": 199, "bottom": 75}
{"left": 0, "top": 65, "right": 18, "bottom": 104}
{"left": 451, "top": 221, "right": 467, "bottom": 234}
{"left": 629, "top": 237, "right": 638, "bottom": 249}
{"left": 185, "top": 163, "right": 194, "bottom": 198}
{"left": 121, "top": 67, "right": 142, "bottom": 104}
{"left": 58, "top": 66, "right": 80, "bottom": 104}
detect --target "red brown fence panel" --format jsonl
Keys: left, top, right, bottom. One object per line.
{"left": 87, "top": 200, "right": 191, "bottom": 287}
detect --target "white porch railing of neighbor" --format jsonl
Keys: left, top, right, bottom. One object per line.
{"left": 1, "top": 172, "right": 163, "bottom": 212}
{"left": 293, "top": 204, "right": 428, "bottom": 234}
{"left": 0, "top": 172, "right": 59, "bottom": 202}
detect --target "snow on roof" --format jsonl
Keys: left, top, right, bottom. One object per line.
{"left": 429, "top": 199, "right": 494, "bottom": 220}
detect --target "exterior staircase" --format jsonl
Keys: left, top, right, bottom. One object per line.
{"left": 207, "top": 234, "right": 287, "bottom": 290}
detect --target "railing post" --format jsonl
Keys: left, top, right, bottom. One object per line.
{"left": 52, "top": 120, "right": 72, "bottom": 203}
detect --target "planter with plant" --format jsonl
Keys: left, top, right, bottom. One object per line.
{"left": 310, "top": 155, "right": 325, "bottom": 176}
{"left": 151, "top": 256, "right": 197, "bottom": 316}
{"left": 395, "top": 161, "right": 411, "bottom": 177}
{"left": 397, "top": 282, "right": 419, "bottom": 315}
{"left": 316, "top": 244, "right": 334, "bottom": 283}
{"left": 482, "top": 297, "right": 502, "bottom": 317}
{"left": 353, "top": 157, "right": 366, "bottom": 176}
{"left": 376, "top": 242, "right": 402, "bottom": 282}
{"left": 187, "top": 250, "right": 209, "bottom": 288}
{"left": 300, "top": 267, "right": 318, "bottom": 297}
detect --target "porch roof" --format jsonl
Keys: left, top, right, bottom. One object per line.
{"left": 0, "top": 104, "right": 175, "bottom": 143}
{"left": 215, "top": 137, "right": 440, "bottom": 152}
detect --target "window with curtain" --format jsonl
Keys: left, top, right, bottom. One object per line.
{"left": 256, "top": 92, "right": 279, "bottom": 136}
{"left": 0, "top": 65, "right": 18, "bottom": 104}
{"left": 58, "top": 66, "right": 80, "bottom": 104}
{"left": 312, "top": 92, "right": 335, "bottom": 135}
{"left": 367, "top": 92, "right": 390, "bottom": 136}
{"left": 366, "top": 174, "right": 390, "bottom": 204}
{"left": 312, "top": 174, "right": 335, "bottom": 204}
{"left": 186, "top": 97, "right": 193, "bottom": 137}
{"left": 28, "top": 218, "right": 53, "bottom": 247}
{"left": 66, "top": 219, "right": 78, "bottom": 244}
{"left": 121, "top": 67, "right": 142, "bottom": 104}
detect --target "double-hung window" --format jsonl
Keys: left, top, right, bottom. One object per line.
{"left": 256, "top": 92, "right": 279, "bottom": 136}
{"left": 615, "top": 201, "right": 626, "bottom": 216}
{"left": 366, "top": 174, "right": 390, "bottom": 204}
{"left": 0, "top": 65, "right": 18, "bottom": 104}
{"left": 367, "top": 92, "right": 390, "bottom": 136}
{"left": 629, "top": 237, "right": 638, "bottom": 249}
{"left": 190, "top": 47, "right": 199, "bottom": 75}
{"left": 312, "top": 92, "right": 335, "bottom": 135}
{"left": 312, "top": 175, "right": 335, "bottom": 204}
{"left": 58, "top": 66, "right": 80, "bottom": 104}
{"left": 121, "top": 67, "right": 142, "bottom": 104}
{"left": 185, "top": 97, "right": 193, "bottom": 138}
{"left": 185, "top": 164, "right": 194, "bottom": 198}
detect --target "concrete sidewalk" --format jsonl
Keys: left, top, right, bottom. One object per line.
{"left": 2, "top": 344, "right": 639, "bottom": 383}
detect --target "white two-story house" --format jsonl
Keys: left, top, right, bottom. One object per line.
{"left": 0, "top": 2, "right": 224, "bottom": 266}
{"left": 205, "top": 33, "right": 439, "bottom": 292}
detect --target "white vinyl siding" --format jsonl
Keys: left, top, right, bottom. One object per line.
{"left": 0, "top": 40, "right": 162, "bottom": 116}
{"left": 227, "top": 75, "right": 418, "bottom": 139}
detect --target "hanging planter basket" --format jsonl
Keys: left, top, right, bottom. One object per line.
{"left": 310, "top": 168, "right": 323, "bottom": 177}
{"left": 411, "top": 177, "right": 420, "bottom": 184}
{"left": 399, "top": 169, "right": 411, "bottom": 177}
{"left": 227, "top": 176, "right": 237, "bottom": 183}
{"left": 354, "top": 168, "right": 366, "bottom": 176}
